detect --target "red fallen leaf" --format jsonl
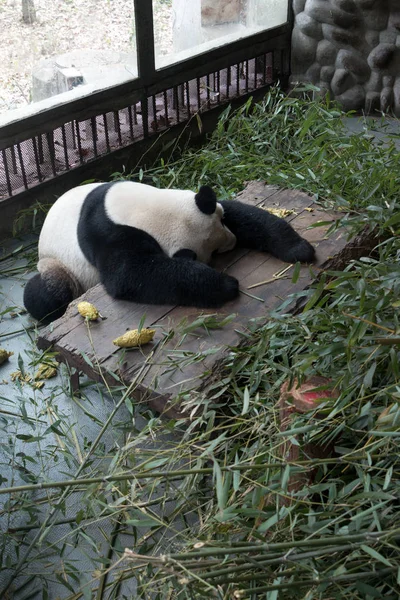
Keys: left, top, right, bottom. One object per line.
{"left": 280, "top": 376, "right": 338, "bottom": 416}
{"left": 302, "top": 390, "right": 334, "bottom": 403}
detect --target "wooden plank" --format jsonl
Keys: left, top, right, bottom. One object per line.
{"left": 122, "top": 205, "right": 348, "bottom": 401}
{"left": 37, "top": 183, "right": 371, "bottom": 418}
{"left": 37, "top": 183, "right": 288, "bottom": 417}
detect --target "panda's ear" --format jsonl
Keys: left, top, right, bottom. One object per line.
{"left": 195, "top": 186, "right": 217, "bottom": 215}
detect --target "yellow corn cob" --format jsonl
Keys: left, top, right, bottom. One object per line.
{"left": 77, "top": 301, "right": 100, "bottom": 320}
{"left": 113, "top": 328, "right": 156, "bottom": 348}
{"left": 0, "top": 348, "right": 13, "bottom": 365}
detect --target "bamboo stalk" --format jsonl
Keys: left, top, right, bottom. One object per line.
{"left": 194, "top": 543, "right": 361, "bottom": 580}
{"left": 123, "top": 528, "right": 400, "bottom": 562}
{"left": 3, "top": 452, "right": 396, "bottom": 496}
{"left": 0, "top": 408, "right": 46, "bottom": 423}
{"left": 46, "top": 404, "right": 66, "bottom": 451}
{"left": 8, "top": 493, "right": 180, "bottom": 533}
{"left": 70, "top": 426, "right": 83, "bottom": 464}
{"left": 96, "top": 510, "right": 124, "bottom": 600}
{"left": 238, "top": 566, "right": 396, "bottom": 594}
{"left": 0, "top": 241, "right": 37, "bottom": 262}
{"left": 239, "top": 289, "right": 265, "bottom": 302}
{"left": 342, "top": 312, "right": 395, "bottom": 333}
{"left": 248, "top": 264, "right": 293, "bottom": 290}
{"left": 247, "top": 276, "right": 279, "bottom": 289}
{"left": 0, "top": 327, "right": 34, "bottom": 338}
{"left": 375, "top": 337, "right": 400, "bottom": 345}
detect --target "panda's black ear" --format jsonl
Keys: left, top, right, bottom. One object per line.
{"left": 195, "top": 186, "right": 217, "bottom": 215}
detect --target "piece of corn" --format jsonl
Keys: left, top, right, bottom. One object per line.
{"left": 35, "top": 361, "right": 59, "bottom": 380}
{"left": 0, "top": 348, "right": 13, "bottom": 365}
{"left": 262, "top": 207, "right": 295, "bottom": 218}
{"left": 113, "top": 328, "right": 156, "bottom": 348}
{"left": 10, "top": 370, "right": 32, "bottom": 384}
{"left": 77, "top": 301, "right": 100, "bottom": 320}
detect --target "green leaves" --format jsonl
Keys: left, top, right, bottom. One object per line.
{"left": 5, "top": 87, "right": 400, "bottom": 599}
{"left": 130, "top": 86, "right": 400, "bottom": 231}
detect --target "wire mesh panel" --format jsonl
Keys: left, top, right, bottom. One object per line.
{"left": 0, "top": 46, "right": 280, "bottom": 201}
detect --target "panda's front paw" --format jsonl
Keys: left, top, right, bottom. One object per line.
{"left": 276, "top": 238, "right": 316, "bottom": 264}
{"left": 287, "top": 239, "right": 316, "bottom": 263}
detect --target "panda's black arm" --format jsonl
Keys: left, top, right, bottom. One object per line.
{"left": 220, "top": 200, "right": 315, "bottom": 263}
{"left": 98, "top": 251, "right": 239, "bottom": 308}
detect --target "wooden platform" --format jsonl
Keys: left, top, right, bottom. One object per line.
{"left": 37, "top": 183, "right": 372, "bottom": 418}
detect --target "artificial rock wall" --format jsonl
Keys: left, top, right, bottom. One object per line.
{"left": 291, "top": 0, "right": 400, "bottom": 114}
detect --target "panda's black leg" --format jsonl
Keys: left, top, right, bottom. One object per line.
{"left": 23, "top": 270, "right": 74, "bottom": 324}
{"left": 99, "top": 252, "right": 239, "bottom": 308}
{"left": 220, "top": 200, "right": 315, "bottom": 263}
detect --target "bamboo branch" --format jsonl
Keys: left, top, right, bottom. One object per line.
{"left": 123, "top": 528, "right": 400, "bottom": 562}
{"left": 2, "top": 452, "right": 397, "bottom": 496}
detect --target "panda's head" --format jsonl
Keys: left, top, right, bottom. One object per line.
{"left": 191, "top": 185, "right": 236, "bottom": 262}
{"left": 103, "top": 181, "right": 236, "bottom": 264}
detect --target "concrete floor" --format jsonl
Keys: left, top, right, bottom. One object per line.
{"left": 1, "top": 114, "right": 400, "bottom": 598}
{"left": 0, "top": 235, "right": 134, "bottom": 596}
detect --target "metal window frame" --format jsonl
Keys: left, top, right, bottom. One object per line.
{"left": 0, "top": 2, "right": 292, "bottom": 149}
{"left": 0, "top": 1, "right": 293, "bottom": 237}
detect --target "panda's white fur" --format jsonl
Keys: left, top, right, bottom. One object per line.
{"left": 38, "top": 183, "right": 100, "bottom": 291}
{"left": 38, "top": 181, "right": 236, "bottom": 291}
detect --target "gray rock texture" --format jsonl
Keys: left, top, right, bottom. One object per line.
{"left": 291, "top": 0, "right": 400, "bottom": 114}
{"left": 32, "top": 49, "right": 137, "bottom": 103}
{"left": 317, "top": 39, "right": 338, "bottom": 64}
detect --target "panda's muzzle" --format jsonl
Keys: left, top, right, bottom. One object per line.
{"left": 216, "top": 226, "right": 236, "bottom": 254}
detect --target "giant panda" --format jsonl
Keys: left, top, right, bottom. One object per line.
{"left": 23, "top": 181, "right": 315, "bottom": 324}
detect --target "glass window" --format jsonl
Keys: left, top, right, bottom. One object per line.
{"left": 153, "top": 0, "right": 289, "bottom": 69}
{"left": 0, "top": 0, "right": 137, "bottom": 118}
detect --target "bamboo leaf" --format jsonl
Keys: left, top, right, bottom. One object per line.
{"left": 361, "top": 544, "right": 393, "bottom": 567}
{"left": 233, "top": 453, "right": 241, "bottom": 492}
{"left": 241, "top": 386, "right": 250, "bottom": 415}
{"left": 213, "top": 460, "right": 225, "bottom": 511}
{"left": 137, "top": 313, "right": 146, "bottom": 333}
{"left": 383, "top": 466, "right": 393, "bottom": 491}
{"left": 291, "top": 261, "right": 301, "bottom": 283}
{"left": 281, "top": 464, "right": 291, "bottom": 492}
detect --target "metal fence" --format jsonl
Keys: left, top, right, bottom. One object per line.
{"left": 0, "top": 2, "right": 292, "bottom": 204}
